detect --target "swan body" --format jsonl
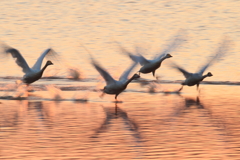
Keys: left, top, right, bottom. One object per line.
{"left": 103, "top": 74, "right": 139, "bottom": 97}
{"left": 182, "top": 72, "right": 213, "bottom": 86}
{"left": 91, "top": 58, "right": 139, "bottom": 100}
{"left": 137, "top": 54, "right": 172, "bottom": 76}
{"left": 5, "top": 47, "right": 55, "bottom": 85}
{"left": 118, "top": 45, "right": 173, "bottom": 77}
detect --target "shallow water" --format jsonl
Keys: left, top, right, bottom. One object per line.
{"left": 1, "top": 0, "right": 240, "bottom": 159}
{"left": 1, "top": 79, "right": 240, "bottom": 159}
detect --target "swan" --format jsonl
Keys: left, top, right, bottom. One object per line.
{"left": 91, "top": 57, "right": 140, "bottom": 102}
{"left": 171, "top": 63, "right": 213, "bottom": 90}
{"left": 171, "top": 38, "right": 231, "bottom": 91}
{"left": 4, "top": 46, "right": 57, "bottom": 86}
{"left": 116, "top": 33, "right": 185, "bottom": 77}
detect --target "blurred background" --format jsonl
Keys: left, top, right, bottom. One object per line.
{"left": 1, "top": 0, "right": 240, "bottom": 159}
{"left": 0, "top": 0, "right": 239, "bottom": 81}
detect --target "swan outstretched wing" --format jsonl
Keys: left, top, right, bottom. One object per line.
{"left": 6, "top": 48, "right": 31, "bottom": 74}
{"left": 119, "top": 62, "right": 138, "bottom": 82}
{"left": 32, "top": 48, "right": 56, "bottom": 70}
{"left": 197, "top": 58, "right": 214, "bottom": 76}
{"left": 116, "top": 42, "right": 149, "bottom": 66}
{"left": 134, "top": 46, "right": 150, "bottom": 66}
{"left": 132, "top": 53, "right": 149, "bottom": 66}
{"left": 171, "top": 63, "right": 191, "bottom": 78}
{"left": 154, "top": 33, "right": 185, "bottom": 61}
{"left": 198, "top": 38, "right": 231, "bottom": 75}
{"left": 91, "top": 59, "right": 116, "bottom": 85}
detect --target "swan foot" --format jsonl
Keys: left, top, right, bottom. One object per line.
{"left": 99, "top": 92, "right": 105, "bottom": 98}
{"left": 155, "top": 75, "right": 161, "bottom": 82}
{"left": 26, "top": 84, "right": 34, "bottom": 92}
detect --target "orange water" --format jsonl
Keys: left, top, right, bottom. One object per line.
{"left": 1, "top": 0, "right": 240, "bottom": 159}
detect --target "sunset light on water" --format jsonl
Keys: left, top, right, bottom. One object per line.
{"left": 1, "top": 0, "right": 240, "bottom": 159}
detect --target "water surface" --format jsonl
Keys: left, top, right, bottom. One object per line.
{"left": 1, "top": 0, "right": 240, "bottom": 159}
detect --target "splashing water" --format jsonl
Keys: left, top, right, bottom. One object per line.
{"left": 148, "top": 82, "right": 160, "bottom": 93}
{"left": 44, "top": 68, "right": 63, "bottom": 78}
{"left": 46, "top": 85, "right": 62, "bottom": 100}
{"left": 94, "top": 75, "right": 105, "bottom": 91}
{"left": 148, "top": 77, "right": 162, "bottom": 93}
{"left": 72, "top": 90, "right": 89, "bottom": 102}
{"left": 14, "top": 83, "right": 28, "bottom": 98}
{"left": 67, "top": 67, "right": 82, "bottom": 80}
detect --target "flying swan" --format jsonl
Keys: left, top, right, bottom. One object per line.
{"left": 171, "top": 38, "right": 231, "bottom": 91}
{"left": 116, "top": 33, "right": 185, "bottom": 78}
{"left": 91, "top": 57, "right": 139, "bottom": 102}
{"left": 3, "top": 45, "right": 57, "bottom": 86}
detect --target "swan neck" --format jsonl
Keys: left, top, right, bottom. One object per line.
{"left": 157, "top": 56, "right": 167, "bottom": 63}
{"left": 201, "top": 74, "right": 209, "bottom": 80}
{"left": 124, "top": 76, "right": 136, "bottom": 87}
{"left": 40, "top": 63, "right": 50, "bottom": 74}
{"left": 162, "top": 56, "right": 168, "bottom": 60}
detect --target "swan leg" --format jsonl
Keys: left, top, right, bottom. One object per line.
{"left": 152, "top": 70, "right": 155, "bottom": 77}
{"left": 115, "top": 94, "right": 119, "bottom": 101}
{"left": 196, "top": 83, "right": 200, "bottom": 90}
{"left": 26, "top": 84, "right": 29, "bottom": 90}
{"left": 115, "top": 94, "right": 123, "bottom": 103}
{"left": 99, "top": 92, "right": 105, "bottom": 98}
{"left": 178, "top": 85, "right": 184, "bottom": 92}
{"left": 115, "top": 102, "right": 118, "bottom": 115}
{"left": 26, "top": 84, "right": 30, "bottom": 97}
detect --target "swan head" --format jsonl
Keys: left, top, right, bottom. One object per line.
{"left": 132, "top": 74, "right": 140, "bottom": 79}
{"left": 206, "top": 72, "right": 213, "bottom": 77}
{"left": 46, "top": 60, "right": 53, "bottom": 66}
{"left": 165, "top": 54, "right": 172, "bottom": 58}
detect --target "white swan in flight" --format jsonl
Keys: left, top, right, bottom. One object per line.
{"left": 116, "top": 33, "right": 185, "bottom": 77}
{"left": 91, "top": 57, "right": 139, "bottom": 102}
{"left": 171, "top": 38, "right": 232, "bottom": 91}
{"left": 3, "top": 46, "right": 57, "bottom": 85}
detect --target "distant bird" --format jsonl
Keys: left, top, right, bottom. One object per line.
{"left": 171, "top": 38, "right": 231, "bottom": 91}
{"left": 2, "top": 45, "right": 57, "bottom": 86}
{"left": 116, "top": 33, "right": 185, "bottom": 78}
{"left": 91, "top": 57, "right": 139, "bottom": 102}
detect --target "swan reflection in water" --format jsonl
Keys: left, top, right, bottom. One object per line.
{"left": 0, "top": 100, "right": 56, "bottom": 130}
{"left": 91, "top": 103, "right": 141, "bottom": 141}
{"left": 172, "top": 95, "right": 213, "bottom": 117}
{"left": 175, "top": 96, "right": 205, "bottom": 115}
{"left": 169, "top": 95, "right": 228, "bottom": 134}
{"left": 28, "top": 101, "right": 56, "bottom": 128}
{"left": 0, "top": 102, "right": 19, "bottom": 129}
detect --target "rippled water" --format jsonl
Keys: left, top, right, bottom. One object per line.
{"left": 1, "top": 0, "right": 240, "bottom": 159}
{"left": 1, "top": 79, "right": 240, "bottom": 159}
